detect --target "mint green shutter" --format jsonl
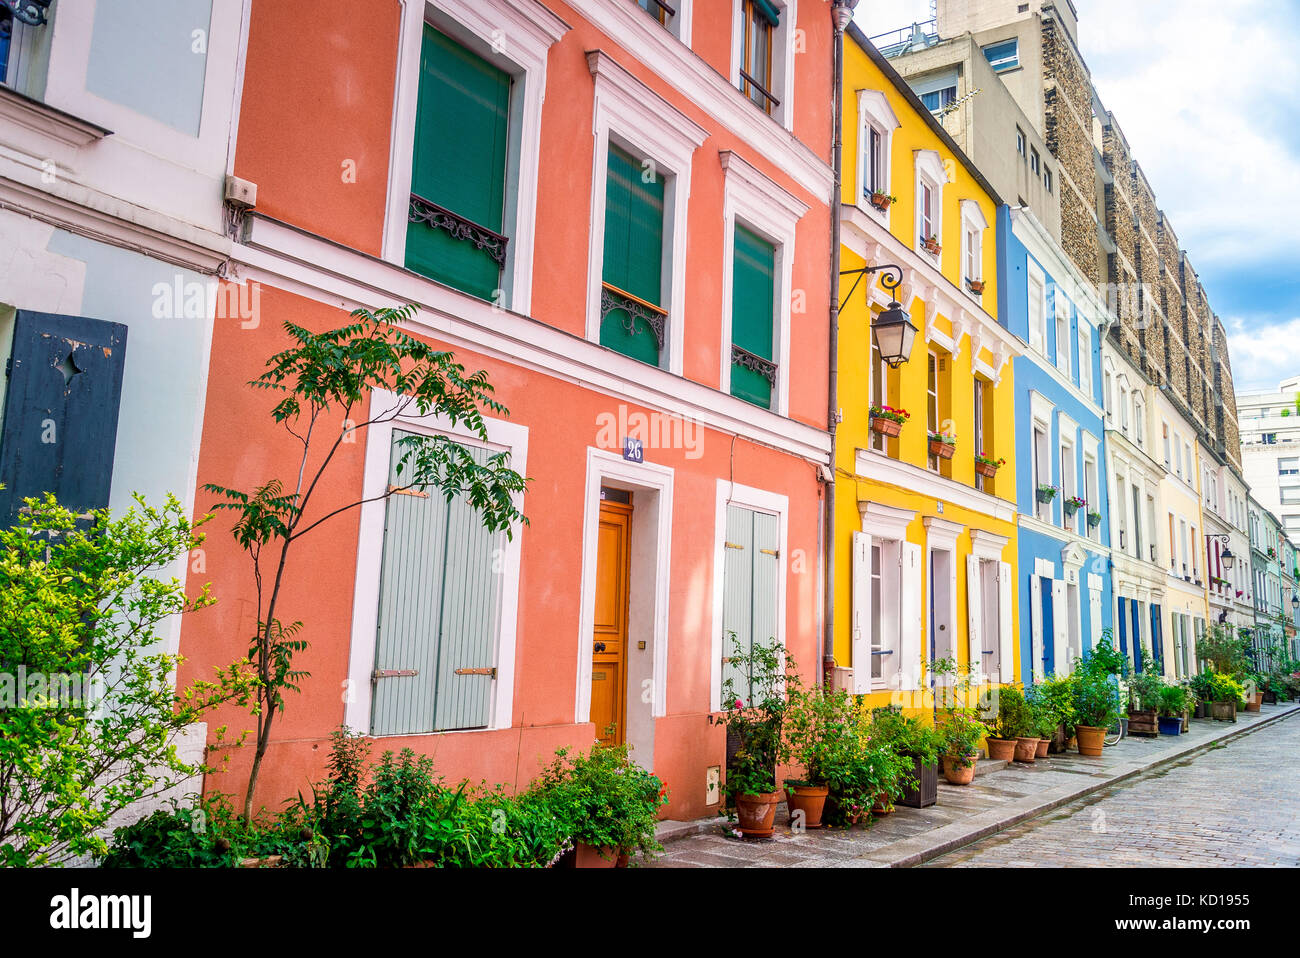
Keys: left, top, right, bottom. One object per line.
{"left": 601, "top": 145, "right": 665, "bottom": 366}
{"left": 405, "top": 25, "right": 510, "bottom": 301}
{"left": 371, "top": 432, "right": 503, "bottom": 734}
{"left": 721, "top": 505, "right": 780, "bottom": 703}
{"left": 730, "top": 224, "right": 776, "bottom": 409}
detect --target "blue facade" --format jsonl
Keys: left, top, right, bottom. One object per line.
{"left": 998, "top": 206, "right": 1113, "bottom": 681}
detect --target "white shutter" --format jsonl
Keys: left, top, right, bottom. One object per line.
{"left": 1029, "top": 575, "right": 1043, "bottom": 684}
{"left": 899, "top": 542, "right": 923, "bottom": 690}
{"left": 1088, "top": 587, "right": 1102, "bottom": 655}
{"left": 1051, "top": 580, "right": 1068, "bottom": 678}
{"left": 998, "top": 561, "right": 1014, "bottom": 684}
{"left": 851, "top": 532, "right": 872, "bottom": 694}
{"left": 966, "top": 555, "right": 983, "bottom": 683}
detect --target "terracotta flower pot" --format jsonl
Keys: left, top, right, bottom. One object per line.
{"left": 975, "top": 460, "right": 998, "bottom": 478}
{"left": 1075, "top": 725, "right": 1106, "bottom": 756}
{"left": 871, "top": 794, "right": 895, "bottom": 815}
{"left": 1034, "top": 738, "right": 1050, "bottom": 758}
{"left": 1014, "top": 737, "right": 1039, "bottom": 763}
{"left": 929, "top": 438, "right": 955, "bottom": 460}
{"left": 942, "top": 753, "right": 976, "bottom": 785}
{"left": 870, "top": 193, "right": 892, "bottom": 211}
{"left": 870, "top": 417, "right": 903, "bottom": 437}
{"left": 1246, "top": 692, "right": 1262, "bottom": 713}
{"left": 733, "top": 790, "right": 781, "bottom": 838}
{"left": 986, "top": 737, "right": 1017, "bottom": 761}
{"left": 572, "top": 842, "right": 620, "bottom": 868}
{"left": 785, "top": 784, "right": 829, "bottom": 828}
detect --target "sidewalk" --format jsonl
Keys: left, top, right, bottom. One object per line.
{"left": 647, "top": 702, "right": 1300, "bottom": 868}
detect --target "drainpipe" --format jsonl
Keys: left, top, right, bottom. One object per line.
{"left": 824, "top": 1, "right": 859, "bottom": 689}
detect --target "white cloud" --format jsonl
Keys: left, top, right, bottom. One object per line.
{"left": 1225, "top": 315, "right": 1300, "bottom": 394}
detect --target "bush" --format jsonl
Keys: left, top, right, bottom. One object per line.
{"left": 989, "top": 685, "right": 1034, "bottom": 738}
{"left": 1028, "top": 675, "right": 1076, "bottom": 737}
{"left": 867, "top": 707, "right": 943, "bottom": 767}
{"left": 1127, "top": 667, "right": 1166, "bottom": 712}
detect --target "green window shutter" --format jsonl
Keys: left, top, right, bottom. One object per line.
{"left": 600, "top": 145, "right": 665, "bottom": 366}
{"left": 754, "top": 0, "right": 781, "bottom": 27}
{"left": 730, "top": 224, "right": 776, "bottom": 409}
{"left": 721, "top": 505, "right": 780, "bottom": 703}
{"left": 371, "top": 433, "right": 503, "bottom": 735}
{"left": 405, "top": 25, "right": 511, "bottom": 301}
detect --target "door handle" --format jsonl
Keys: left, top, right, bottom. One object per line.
{"left": 594, "top": 641, "right": 607, "bottom": 653}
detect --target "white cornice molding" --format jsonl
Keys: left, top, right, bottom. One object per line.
{"left": 853, "top": 447, "right": 1017, "bottom": 523}
{"left": 719, "top": 150, "right": 809, "bottom": 227}
{"left": 586, "top": 49, "right": 710, "bottom": 162}
{"left": 0, "top": 85, "right": 112, "bottom": 149}
{"left": 1018, "top": 513, "right": 1112, "bottom": 559}
{"left": 566, "top": 0, "right": 833, "bottom": 201}
{"left": 969, "top": 528, "right": 1008, "bottom": 558}
{"left": 858, "top": 500, "right": 916, "bottom": 540}
{"left": 235, "top": 214, "right": 831, "bottom": 463}
{"left": 923, "top": 514, "right": 964, "bottom": 550}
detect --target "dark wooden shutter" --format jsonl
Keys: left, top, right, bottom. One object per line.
{"left": 0, "top": 311, "right": 127, "bottom": 526}
{"left": 730, "top": 224, "right": 776, "bottom": 409}
{"left": 405, "top": 24, "right": 511, "bottom": 301}
{"left": 600, "top": 145, "right": 665, "bottom": 366}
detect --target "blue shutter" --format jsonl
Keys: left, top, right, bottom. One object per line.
{"left": 0, "top": 311, "right": 127, "bottom": 526}
{"left": 370, "top": 432, "right": 503, "bottom": 734}
{"left": 1151, "top": 605, "right": 1163, "bottom": 672}
{"left": 1131, "top": 600, "right": 1143, "bottom": 674}
{"left": 1116, "top": 597, "right": 1128, "bottom": 658}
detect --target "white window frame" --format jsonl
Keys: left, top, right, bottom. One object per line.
{"left": 1059, "top": 412, "right": 1078, "bottom": 531}
{"left": 1027, "top": 258, "right": 1047, "bottom": 355}
{"left": 584, "top": 50, "right": 709, "bottom": 377}
{"left": 856, "top": 89, "right": 901, "bottom": 225}
{"left": 384, "top": 0, "right": 568, "bottom": 316}
{"left": 710, "top": 479, "right": 788, "bottom": 712}
{"left": 959, "top": 199, "right": 988, "bottom": 301}
{"left": 1053, "top": 287, "right": 1072, "bottom": 379}
{"left": 718, "top": 151, "right": 807, "bottom": 416}
{"left": 855, "top": 502, "right": 918, "bottom": 693}
{"left": 632, "top": 0, "right": 695, "bottom": 43}
{"left": 729, "top": 0, "right": 799, "bottom": 131}
{"left": 915, "top": 149, "right": 947, "bottom": 264}
{"left": 344, "top": 390, "right": 529, "bottom": 735}
{"left": 1077, "top": 322, "right": 1092, "bottom": 400}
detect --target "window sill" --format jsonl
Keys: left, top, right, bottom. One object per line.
{"left": 0, "top": 84, "right": 113, "bottom": 148}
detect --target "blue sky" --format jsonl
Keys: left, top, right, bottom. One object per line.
{"left": 855, "top": 0, "right": 1300, "bottom": 395}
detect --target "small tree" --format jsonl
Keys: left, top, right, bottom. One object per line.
{"left": 0, "top": 493, "right": 254, "bottom": 866}
{"left": 206, "top": 304, "right": 528, "bottom": 821}
{"left": 1196, "top": 622, "right": 1249, "bottom": 675}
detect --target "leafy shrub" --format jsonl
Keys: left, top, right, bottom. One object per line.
{"left": 989, "top": 684, "right": 1034, "bottom": 738}
{"left": 716, "top": 636, "right": 786, "bottom": 798}
{"left": 533, "top": 742, "right": 667, "bottom": 858}
{"left": 867, "top": 707, "right": 942, "bottom": 766}
{"left": 1028, "top": 675, "right": 1076, "bottom": 737}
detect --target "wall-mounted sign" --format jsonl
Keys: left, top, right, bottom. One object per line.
{"left": 623, "top": 436, "right": 644, "bottom": 464}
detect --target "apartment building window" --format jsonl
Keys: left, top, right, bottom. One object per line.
{"left": 1028, "top": 264, "right": 1047, "bottom": 354}
{"left": 1044, "top": 169, "right": 1053, "bottom": 193}
{"left": 1190, "top": 524, "right": 1199, "bottom": 579}
{"left": 1030, "top": 147, "right": 1040, "bottom": 175}
{"left": 852, "top": 519, "right": 920, "bottom": 693}
{"left": 1084, "top": 454, "right": 1099, "bottom": 542}
{"left": 730, "top": 224, "right": 777, "bottom": 409}
{"left": 1183, "top": 441, "right": 1193, "bottom": 482}
{"left": 1168, "top": 513, "right": 1177, "bottom": 571}
{"left": 870, "top": 339, "right": 893, "bottom": 455}
{"left": 738, "top": 0, "right": 779, "bottom": 116}
{"left": 1016, "top": 127, "right": 1026, "bottom": 157}
{"left": 1118, "top": 384, "right": 1129, "bottom": 432}
{"left": 1179, "top": 518, "right": 1189, "bottom": 576}
{"left": 960, "top": 199, "right": 987, "bottom": 298}
{"left": 1053, "top": 289, "right": 1071, "bottom": 379}
{"left": 601, "top": 144, "right": 668, "bottom": 367}
{"left": 920, "top": 85, "right": 957, "bottom": 113}
{"left": 1078, "top": 324, "right": 1092, "bottom": 399}
{"left": 1146, "top": 494, "right": 1157, "bottom": 562}
{"left": 916, "top": 151, "right": 946, "bottom": 259}
{"left": 1060, "top": 434, "right": 1076, "bottom": 531}
{"left": 1280, "top": 457, "right": 1300, "bottom": 476}
{"left": 1133, "top": 397, "right": 1144, "bottom": 445}
{"left": 369, "top": 433, "right": 508, "bottom": 735}
{"left": 867, "top": 127, "right": 885, "bottom": 195}
{"left": 1132, "top": 484, "right": 1143, "bottom": 558}
{"left": 406, "top": 25, "right": 514, "bottom": 301}
{"left": 1162, "top": 421, "right": 1171, "bottom": 470}
{"left": 1034, "top": 424, "right": 1051, "bottom": 522}
{"left": 720, "top": 504, "right": 781, "bottom": 701}
{"left": 982, "top": 38, "right": 1020, "bottom": 73}
{"left": 974, "top": 378, "right": 989, "bottom": 492}
{"left": 927, "top": 350, "right": 941, "bottom": 472}
{"left": 859, "top": 90, "right": 900, "bottom": 211}
{"left": 636, "top": 0, "right": 680, "bottom": 32}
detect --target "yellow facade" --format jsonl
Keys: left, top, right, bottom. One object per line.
{"left": 834, "top": 33, "right": 1023, "bottom": 711}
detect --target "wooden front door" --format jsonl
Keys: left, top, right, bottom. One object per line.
{"left": 591, "top": 491, "right": 632, "bottom": 745}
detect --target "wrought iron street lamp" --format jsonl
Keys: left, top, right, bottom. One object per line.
{"left": 840, "top": 262, "right": 915, "bottom": 368}
{"left": 1206, "top": 533, "right": 1234, "bottom": 571}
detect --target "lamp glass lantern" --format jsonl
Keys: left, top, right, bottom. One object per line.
{"left": 1220, "top": 547, "right": 1235, "bottom": 571}
{"left": 872, "top": 301, "right": 917, "bottom": 369}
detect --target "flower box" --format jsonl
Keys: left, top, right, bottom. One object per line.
{"left": 869, "top": 191, "right": 894, "bottom": 212}
{"left": 975, "top": 460, "right": 998, "bottom": 478}
{"left": 1086, "top": 511, "right": 1102, "bottom": 528}
{"left": 928, "top": 436, "right": 955, "bottom": 460}
{"left": 871, "top": 417, "right": 903, "bottom": 437}
{"left": 1036, "top": 485, "right": 1058, "bottom": 504}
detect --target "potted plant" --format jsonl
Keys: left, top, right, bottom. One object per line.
{"left": 997, "top": 685, "right": 1039, "bottom": 763}
{"left": 868, "top": 189, "right": 897, "bottom": 212}
{"left": 1071, "top": 643, "right": 1124, "bottom": 756}
{"left": 1206, "top": 672, "right": 1245, "bottom": 722}
{"left": 716, "top": 638, "right": 787, "bottom": 838}
{"left": 1063, "top": 495, "right": 1087, "bottom": 518}
{"left": 923, "top": 234, "right": 942, "bottom": 255}
{"left": 1240, "top": 670, "right": 1264, "bottom": 712}
{"left": 974, "top": 454, "right": 1005, "bottom": 478}
{"left": 869, "top": 707, "right": 943, "bottom": 809}
{"left": 1036, "top": 483, "right": 1058, "bottom": 505}
{"left": 928, "top": 431, "right": 956, "bottom": 460}
{"left": 1087, "top": 510, "right": 1102, "bottom": 529}
{"left": 1126, "top": 666, "right": 1164, "bottom": 737}
{"left": 1029, "top": 675, "right": 1078, "bottom": 753}
{"left": 537, "top": 743, "right": 669, "bottom": 868}
{"left": 779, "top": 674, "right": 850, "bottom": 829}
{"left": 1156, "top": 685, "right": 1188, "bottom": 735}
{"left": 869, "top": 404, "right": 909, "bottom": 438}
{"left": 936, "top": 709, "right": 988, "bottom": 786}
{"left": 966, "top": 277, "right": 985, "bottom": 294}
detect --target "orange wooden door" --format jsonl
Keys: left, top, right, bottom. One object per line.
{"left": 591, "top": 494, "right": 632, "bottom": 745}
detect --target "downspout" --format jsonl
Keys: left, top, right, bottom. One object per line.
{"left": 824, "top": 2, "right": 856, "bottom": 688}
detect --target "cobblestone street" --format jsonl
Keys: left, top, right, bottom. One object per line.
{"left": 929, "top": 712, "right": 1300, "bottom": 867}
{"left": 649, "top": 706, "right": 1300, "bottom": 868}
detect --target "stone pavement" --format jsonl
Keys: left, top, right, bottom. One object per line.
{"left": 929, "top": 712, "right": 1300, "bottom": 867}
{"left": 647, "top": 703, "right": 1300, "bottom": 868}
